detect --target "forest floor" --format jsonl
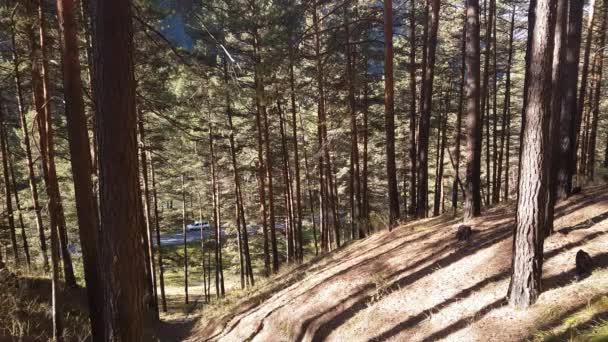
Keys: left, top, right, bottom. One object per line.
{"left": 186, "top": 184, "right": 608, "bottom": 342}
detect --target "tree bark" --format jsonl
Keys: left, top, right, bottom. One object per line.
{"left": 6, "top": 132, "right": 31, "bottom": 267}
{"left": 209, "top": 120, "right": 225, "bottom": 297}
{"left": 136, "top": 110, "right": 158, "bottom": 314}
{"left": 150, "top": 156, "right": 167, "bottom": 311}
{"left": 497, "top": 5, "right": 515, "bottom": 204}
{"left": 288, "top": 53, "right": 304, "bottom": 259}
{"left": 0, "top": 105, "right": 19, "bottom": 264}
{"left": 585, "top": 0, "right": 607, "bottom": 181}
{"left": 32, "top": 0, "right": 77, "bottom": 288}
{"left": 573, "top": 0, "right": 597, "bottom": 182}
{"left": 91, "top": 0, "right": 149, "bottom": 337}
{"left": 408, "top": 0, "right": 418, "bottom": 217}
{"left": 251, "top": 33, "right": 271, "bottom": 276}
{"left": 463, "top": 0, "right": 482, "bottom": 221}
{"left": 224, "top": 61, "right": 254, "bottom": 285}
{"left": 452, "top": 8, "right": 466, "bottom": 215}
{"left": 508, "top": 0, "right": 556, "bottom": 308}
{"left": 56, "top": 0, "right": 106, "bottom": 336}
{"left": 10, "top": 10, "right": 48, "bottom": 271}
{"left": 417, "top": 0, "right": 441, "bottom": 218}
{"left": 383, "top": 0, "right": 400, "bottom": 227}
{"left": 546, "top": 0, "right": 569, "bottom": 235}
{"left": 344, "top": 5, "right": 362, "bottom": 238}
{"left": 181, "top": 174, "right": 189, "bottom": 303}
{"left": 481, "top": 0, "right": 495, "bottom": 207}
{"left": 556, "top": 0, "right": 584, "bottom": 198}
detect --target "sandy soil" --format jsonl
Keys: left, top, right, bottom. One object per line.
{"left": 189, "top": 185, "right": 608, "bottom": 342}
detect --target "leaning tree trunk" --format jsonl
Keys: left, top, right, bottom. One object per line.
{"left": 508, "top": 0, "right": 556, "bottom": 308}
{"left": 463, "top": 0, "right": 482, "bottom": 221}
{"left": 91, "top": 0, "right": 149, "bottom": 337}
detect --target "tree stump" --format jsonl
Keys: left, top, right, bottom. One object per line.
{"left": 456, "top": 225, "right": 472, "bottom": 241}
{"left": 576, "top": 250, "right": 594, "bottom": 278}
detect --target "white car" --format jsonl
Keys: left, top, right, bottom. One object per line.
{"left": 186, "top": 220, "right": 210, "bottom": 231}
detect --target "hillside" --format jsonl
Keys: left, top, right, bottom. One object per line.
{"left": 189, "top": 185, "right": 608, "bottom": 342}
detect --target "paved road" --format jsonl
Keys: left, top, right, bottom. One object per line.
{"left": 157, "top": 229, "right": 224, "bottom": 246}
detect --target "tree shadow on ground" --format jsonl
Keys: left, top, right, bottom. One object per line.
{"left": 294, "top": 189, "right": 608, "bottom": 341}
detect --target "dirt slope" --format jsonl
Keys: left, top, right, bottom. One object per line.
{"left": 190, "top": 185, "right": 608, "bottom": 342}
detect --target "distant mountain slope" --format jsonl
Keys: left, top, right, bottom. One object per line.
{"left": 189, "top": 184, "right": 608, "bottom": 342}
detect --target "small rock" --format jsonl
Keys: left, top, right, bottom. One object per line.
{"left": 456, "top": 225, "right": 472, "bottom": 241}
{"left": 576, "top": 250, "right": 594, "bottom": 278}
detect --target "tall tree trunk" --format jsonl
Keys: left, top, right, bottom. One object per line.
{"left": 408, "top": 0, "right": 418, "bottom": 217}
{"left": 491, "top": 12, "right": 499, "bottom": 204}
{"left": 251, "top": 36, "right": 271, "bottom": 277}
{"left": 181, "top": 174, "right": 189, "bottom": 303}
{"left": 344, "top": 5, "right": 362, "bottom": 238}
{"left": 224, "top": 62, "right": 254, "bottom": 286}
{"left": 298, "top": 111, "right": 319, "bottom": 254}
{"left": 6, "top": 132, "right": 31, "bottom": 267}
{"left": 56, "top": 0, "right": 106, "bottom": 336}
{"left": 10, "top": 12, "right": 48, "bottom": 271}
{"left": 137, "top": 111, "right": 158, "bottom": 314}
{"left": 261, "top": 89, "right": 279, "bottom": 269}
{"left": 481, "top": 0, "right": 495, "bottom": 207}
{"left": 452, "top": 8, "right": 466, "bottom": 215}
{"left": 556, "top": 0, "right": 584, "bottom": 198}
{"left": 362, "top": 66, "right": 370, "bottom": 234}
{"left": 288, "top": 53, "right": 304, "bottom": 259}
{"left": 313, "top": 4, "right": 331, "bottom": 251}
{"left": 464, "top": 0, "right": 482, "bottom": 221}
{"left": 574, "top": 0, "right": 597, "bottom": 183}
{"left": 278, "top": 97, "right": 295, "bottom": 262}
{"left": 0, "top": 107, "right": 19, "bottom": 263}
{"left": 91, "top": 0, "right": 149, "bottom": 337}
{"left": 508, "top": 0, "right": 556, "bottom": 308}
{"left": 416, "top": 0, "right": 441, "bottom": 218}
{"left": 383, "top": 0, "right": 400, "bottom": 226}
{"left": 209, "top": 121, "right": 225, "bottom": 297}
{"left": 586, "top": 0, "right": 607, "bottom": 181}
{"left": 517, "top": 0, "right": 537, "bottom": 200}
{"left": 546, "top": 0, "right": 569, "bottom": 236}
{"left": 33, "top": 0, "right": 77, "bottom": 288}
{"left": 433, "top": 97, "right": 447, "bottom": 217}
{"left": 150, "top": 156, "right": 167, "bottom": 312}
{"left": 497, "top": 5, "right": 515, "bottom": 204}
